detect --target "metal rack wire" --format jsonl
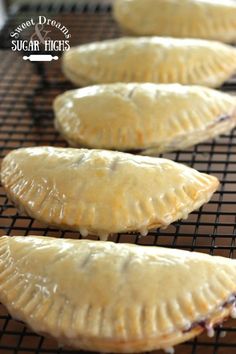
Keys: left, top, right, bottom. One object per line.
{"left": 0, "top": 2, "right": 236, "bottom": 353}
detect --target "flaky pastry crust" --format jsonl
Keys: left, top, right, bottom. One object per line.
{"left": 0, "top": 147, "right": 219, "bottom": 239}
{"left": 114, "top": 0, "right": 236, "bottom": 43}
{"left": 54, "top": 83, "right": 236, "bottom": 154}
{"left": 62, "top": 37, "right": 236, "bottom": 88}
{"left": 0, "top": 236, "right": 236, "bottom": 352}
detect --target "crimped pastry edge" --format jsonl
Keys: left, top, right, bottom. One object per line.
{"left": 2, "top": 174, "right": 219, "bottom": 240}
{"left": 0, "top": 235, "right": 235, "bottom": 352}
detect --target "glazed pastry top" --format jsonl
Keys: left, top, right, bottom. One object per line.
{"left": 54, "top": 83, "right": 236, "bottom": 153}
{"left": 0, "top": 236, "right": 236, "bottom": 352}
{"left": 0, "top": 147, "right": 218, "bottom": 237}
{"left": 114, "top": 0, "right": 236, "bottom": 43}
{"left": 62, "top": 37, "right": 236, "bottom": 87}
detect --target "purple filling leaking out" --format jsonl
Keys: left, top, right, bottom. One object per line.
{"left": 163, "top": 295, "right": 236, "bottom": 353}
{"left": 214, "top": 114, "right": 231, "bottom": 124}
{"left": 183, "top": 293, "right": 236, "bottom": 336}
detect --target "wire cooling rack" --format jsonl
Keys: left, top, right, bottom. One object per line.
{"left": 0, "top": 2, "right": 236, "bottom": 354}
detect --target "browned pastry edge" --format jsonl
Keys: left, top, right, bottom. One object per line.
{"left": 4, "top": 302, "right": 233, "bottom": 353}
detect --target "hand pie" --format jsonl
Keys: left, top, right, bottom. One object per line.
{"left": 62, "top": 37, "right": 236, "bottom": 88}
{"left": 0, "top": 147, "right": 219, "bottom": 239}
{"left": 114, "top": 0, "right": 236, "bottom": 43}
{"left": 1, "top": 235, "right": 236, "bottom": 352}
{"left": 53, "top": 83, "right": 236, "bottom": 154}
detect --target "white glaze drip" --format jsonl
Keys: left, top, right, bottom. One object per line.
{"left": 80, "top": 228, "right": 89, "bottom": 237}
{"left": 220, "top": 331, "right": 227, "bottom": 338}
{"left": 183, "top": 322, "right": 191, "bottom": 331}
{"left": 206, "top": 325, "right": 215, "bottom": 338}
{"left": 227, "top": 295, "right": 235, "bottom": 303}
{"left": 230, "top": 305, "right": 236, "bottom": 319}
{"left": 164, "top": 347, "right": 175, "bottom": 354}
{"left": 140, "top": 228, "right": 148, "bottom": 236}
{"left": 99, "top": 233, "right": 109, "bottom": 241}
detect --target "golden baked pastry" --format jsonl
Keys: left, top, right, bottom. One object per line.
{"left": 1, "top": 235, "right": 236, "bottom": 352}
{"left": 53, "top": 83, "right": 236, "bottom": 154}
{"left": 114, "top": 0, "right": 236, "bottom": 43}
{"left": 0, "top": 147, "right": 219, "bottom": 239}
{"left": 62, "top": 37, "right": 236, "bottom": 88}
